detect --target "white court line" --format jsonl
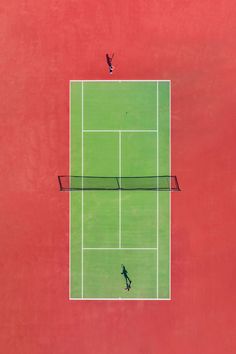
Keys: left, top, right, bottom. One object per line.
{"left": 119, "top": 131, "right": 122, "bottom": 248}
{"left": 83, "top": 130, "right": 158, "bottom": 133}
{"left": 169, "top": 81, "right": 172, "bottom": 299}
{"left": 70, "top": 80, "right": 170, "bottom": 82}
{"left": 81, "top": 82, "right": 84, "bottom": 298}
{"left": 83, "top": 248, "right": 157, "bottom": 250}
{"left": 156, "top": 82, "right": 159, "bottom": 298}
{"left": 69, "top": 82, "right": 71, "bottom": 298}
{"left": 70, "top": 297, "right": 171, "bottom": 301}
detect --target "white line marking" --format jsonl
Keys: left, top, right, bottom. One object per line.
{"left": 83, "top": 248, "right": 157, "bottom": 250}
{"left": 81, "top": 82, "right": 84, "bottom": 298}
{"left": 119, "top": 131, "right": 121, "bottom": 248}
{"left": 83, "top": 130, "right": 158, "bottom": 133}
{"left": 70, "top": 80, "right": 171, "bottom": 82}
{"left": 169, "top": 81, "right": 172, "bottom": 299}
{"left": 156, "top": 82, "right": 159, "bottom": 298}
{"left": 69, "top": 298, "right": 171, "bottom": 301}
{"left": 69, "top": 82, "right": 71, "bottom": 299}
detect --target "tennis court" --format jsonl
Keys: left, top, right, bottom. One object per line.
{"left": 70, "top": 80, "right": 170, "bottom": 299}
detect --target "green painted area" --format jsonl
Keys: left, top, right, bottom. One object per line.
{"left": 84, "top": 192, "right": 119, "bottom": 248}
{"left": 83, "top": 250, "right": 157, "bottom": 298}
{"left": 158, "top": 82, "right": 170, "bottom": 298}
{"left": 83, "top": 82, "right": 157, "bottom": 130}
{"left": 70, "top": 81, "right": 170, "bottom": 299}
{"left": 121, "top": 191, "right": 157, "bottom": 248}
{"left": 70, "top": 83, "right": 82, "bottom": 298}
{"left": 121, "top": 133, "right": 157, "bottom": 175}
{"left": 84, "top": 133, "right": 119, "bottom": 176}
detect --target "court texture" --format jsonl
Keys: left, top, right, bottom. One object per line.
{"left": 69, "top": 80, "right": 171, "bottom": 300}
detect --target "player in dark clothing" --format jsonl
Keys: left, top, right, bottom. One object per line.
{"left": 121, "top": 264, "right": 132, "bottom": 291}
{"left": 106, "top": 53, "right": 115, "bottom": 74}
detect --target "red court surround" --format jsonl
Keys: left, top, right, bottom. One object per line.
{"left": 0, "top": 1, "right": 235, "bottom": 353}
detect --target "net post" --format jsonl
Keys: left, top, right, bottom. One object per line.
{"left": 173, "top": 176, "right": 181, "bottom": 191}
{"left": 58, "top": 176, "right": 63, "bottom": 191}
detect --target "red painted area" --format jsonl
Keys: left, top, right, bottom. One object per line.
{"left": 0, "top": 1, "right": 236, "bottom": 353}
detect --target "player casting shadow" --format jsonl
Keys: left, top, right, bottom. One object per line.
{"left": 106, "top": 53, "right": 115, "bottom": 74}
{"left": 121, "top": 264, "right": 132, "bottom": 291}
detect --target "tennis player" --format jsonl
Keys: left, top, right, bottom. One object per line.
{"left": 106, "top": 53, "right": 115, "bottom": 74}
{"left": 121, "top": 264, "right": 132, "bottom": 291}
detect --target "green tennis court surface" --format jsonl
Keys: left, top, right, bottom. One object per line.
{"left": 70, "top": 80, "right": 170, "bottom": 300}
